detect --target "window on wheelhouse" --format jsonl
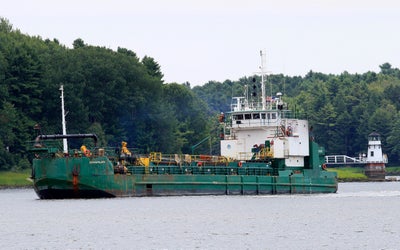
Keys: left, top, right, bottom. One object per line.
{"left": 233, "top": 114, "right": 243, "bottom": 120}
{"left": 252, "top": 113, "right": 260, "bottom": 119}
{"left": 245, "top": 114, "right": 251, "bottom": 120}
{"left": 261, "top": 113, "right": 266, "bottom": 119}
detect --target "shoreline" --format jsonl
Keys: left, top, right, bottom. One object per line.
{"left": 0, "top": 185, "right": 33, "bottom": 190}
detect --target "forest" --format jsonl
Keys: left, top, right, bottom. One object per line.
{"left": 1, "top": 17, "right": 400, "bottom": 171}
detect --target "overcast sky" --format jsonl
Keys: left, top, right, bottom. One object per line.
{"left": 3, "top": 0, "right": 400, "bottom": 86}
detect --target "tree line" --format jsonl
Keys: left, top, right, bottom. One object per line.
{"left": 1, "top": 17, "right": 400, "bottom": 170}
{"left": 0, "top": 18, "right": 212, "bottom": 170}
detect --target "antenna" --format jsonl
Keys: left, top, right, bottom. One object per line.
{"left": 259, "top": 50, "right": 267, "bottom": 110}
{"left": 60, "top": 85, "right": 68, "bottom": 153}
{"left": 254, "top": 50, "right": 271, "bottom": 110}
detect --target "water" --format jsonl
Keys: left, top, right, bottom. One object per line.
{"left": 1, "top": 182, "right": 400, "bottom": 250}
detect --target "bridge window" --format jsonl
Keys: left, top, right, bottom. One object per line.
{"left": 261, "top": 113, "right": 266, "bottom": 119}
{"left": 252, "top": 113, "right": 260, "bottom": 119}
{"left": 245, "top": 114, "right": 251, "bottom": 120}
{"left": 233, "top": 114, "right": 243, "bottom": 120}
{"left": 271, "top": 113, "right": 276, "bottom": 119}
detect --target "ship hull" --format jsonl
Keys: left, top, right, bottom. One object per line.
{"left": 33, "top": 178, "right": 338, "bottom": 199}
{"left": 32, "top": 158, "right": 337, "bottom": 199}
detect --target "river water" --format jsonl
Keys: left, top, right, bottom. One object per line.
{"left": 1, "top": 182, "right": 399, "bottom": 250}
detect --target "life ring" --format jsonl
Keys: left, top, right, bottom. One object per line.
{"left": 238, "top": 161, "right": 243, "bottom": 167}
{"left": 322, "top": 163, "right": 327, "bottom": 170}
{"left": 197, "top": 162, "right": 203, "bottom": 167}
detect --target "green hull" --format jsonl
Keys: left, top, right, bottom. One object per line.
{"left": 30, "top": 135, "right": 337, "bottom": 199}
{"left": 32, "top": 157, "right": 337, "bottom": 199}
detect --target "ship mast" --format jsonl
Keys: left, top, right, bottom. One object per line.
{"left": 60, "top": 85, "right": 68, "bottom": 153}
{"left": 259, "top": 50, "right": 267, "bottom": 110}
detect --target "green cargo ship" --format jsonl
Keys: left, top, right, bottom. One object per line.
{"left": 30, "top": 51, "right": 337, "bottom": 199}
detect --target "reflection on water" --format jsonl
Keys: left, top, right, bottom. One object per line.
{"left": 1, "top": 182, "right": 400, "bottom": 249}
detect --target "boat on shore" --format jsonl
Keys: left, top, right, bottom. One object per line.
{"left": 30, "top": 51, "right": 337, "bottom": 199}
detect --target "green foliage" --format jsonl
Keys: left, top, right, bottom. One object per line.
{"left": 386, "top": 166, "right": 400, "bottom": 175}
{"left": 87, "top": 122, "right": 107, "bottom": 147}
{"left": 0, "top": 18, "right": 12, "bottom": 33}
{"left": 0, "top": 20, "right": 213, "bottom": 169}
{"left": 72, "top": 38, "right": 86, "bottom": 49}
{"left": 192, "top": 79, "right": 246, "bottom": 113}
{"left": 328, "top": 167, "right": 368, "bottom": 181}
{"left": 162, "top": 83, "right": 212, "bottom": 154}
{"left": 386, "top": 113, "right": 400, "bottom": 163}
{"left": 0, "top": 169, "right": 32, "bottom": 187}
{"left": 142, "top": 56, "right": 164, "bottom": 81}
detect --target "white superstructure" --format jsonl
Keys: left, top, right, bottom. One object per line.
{"left": 220, "top": 51, "right": 310, "bottom": 167}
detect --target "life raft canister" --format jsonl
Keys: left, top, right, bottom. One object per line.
{"left": 322, "top": 163, "right": 327, "bottom": 170}
{"left": 238, "top": 161, "right": 243, "bottom": 167}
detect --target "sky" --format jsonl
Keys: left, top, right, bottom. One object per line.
{"left": 2, "top": 0, "right": 400, "bottom": 86}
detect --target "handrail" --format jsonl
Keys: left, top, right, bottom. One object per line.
{"left": 34, "top": 134, "right": 98, "bottom": 147}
